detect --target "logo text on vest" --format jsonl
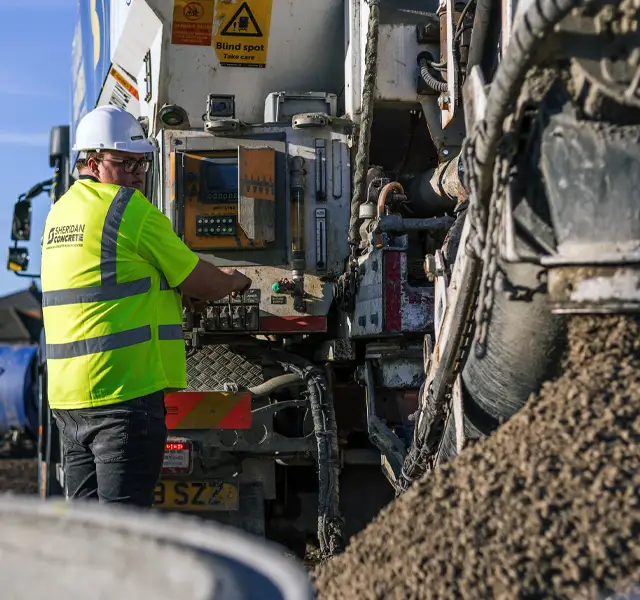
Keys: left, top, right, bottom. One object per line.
{"left": 46, "top": 224, "right": 86, "bottom": 248}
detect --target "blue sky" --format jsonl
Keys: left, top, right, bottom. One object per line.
{"left": 0, "top": 0, "right": 77, "bottom": 297}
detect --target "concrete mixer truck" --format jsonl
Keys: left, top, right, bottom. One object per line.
{"left": 7, "top": 0, "right": 638, "bottom": 561}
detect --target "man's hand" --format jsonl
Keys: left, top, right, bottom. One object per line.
{"left": 182, "top": 295, "right": 207, "bottom": 313}
{"left": 179, "top": 260, "right": 253, "bottom": 302}
{"left": 222, "top": 268, "right": 252, "bottom": 296}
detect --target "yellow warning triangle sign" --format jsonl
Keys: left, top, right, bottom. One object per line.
{"left": 220, "top": 2, "right": 263, "bottom": 38}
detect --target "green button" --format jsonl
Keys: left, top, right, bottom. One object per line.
{"left": 272, "top": 282, "right": 281, "bottom": 293}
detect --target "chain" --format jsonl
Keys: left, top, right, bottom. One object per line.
{"left": 398, "top": 130, "right": 513, "bottom": 483}
{"left": 473, "top": 154, "right": 510, "bottom": 359}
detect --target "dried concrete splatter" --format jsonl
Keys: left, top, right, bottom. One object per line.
{"left": 314, "top": 316, "right": 640, "bottom": 600}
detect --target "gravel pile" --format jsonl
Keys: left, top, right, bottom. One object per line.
{"left": 0, "top": 459, "right": 37, "bottom": 496}
{"left": 0, "top": 441, "right": 38, "bottom": 496}
{"left": 314, "top": 315, "right": 640, "bottom": 599}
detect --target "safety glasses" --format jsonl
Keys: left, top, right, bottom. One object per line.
{"left": 96, "top": 156, "right": 152, "bottom": 174}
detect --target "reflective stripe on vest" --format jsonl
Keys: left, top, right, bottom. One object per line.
{"left": 43, "top": 187, "right": 173, "bottom": 359}
{"left": 46, "top": 326, "right": 152, "bottom": 359}
{"left": 158, "top": 324, "right": 184, "bottom": 340}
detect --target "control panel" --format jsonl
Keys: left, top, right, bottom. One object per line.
{"left": 196, "top": 215, "right": 237, "bottom": 237}
{"left": 200, "top": 288, "right": 261, "bottom": 332}
{"left": 178, "top": 147, "right": 278, "bottom": 252}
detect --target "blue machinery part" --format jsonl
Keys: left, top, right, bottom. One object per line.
{"left": 0, "top": 344, "right": 38, "bottom": 436}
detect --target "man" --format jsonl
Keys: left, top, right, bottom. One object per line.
{"left": 40, "top": 105, "right": 251, "bottom": 506}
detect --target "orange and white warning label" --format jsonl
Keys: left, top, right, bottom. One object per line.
{"left": 171, "top": 0, "right": 214, "bottom": 46}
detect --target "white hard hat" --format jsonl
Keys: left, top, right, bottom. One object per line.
{"left": 72, "top": 105, "right": 155, "bottom": 154}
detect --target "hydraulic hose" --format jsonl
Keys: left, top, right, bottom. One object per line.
{"left": 348, "top": 0, "right": 381, "bottom": 249}
{"left": 269, "top": 351, "right": 343, "bottom": 557}
{"left": 419, "top": 60, "right": 448, "bottom": 93}
{"left": 248, "top": 373, "right": 303, "bottom": 398}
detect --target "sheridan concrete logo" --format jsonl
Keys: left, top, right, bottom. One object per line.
{"left": 46, "top": 224, "right": 85, "bottom": 248}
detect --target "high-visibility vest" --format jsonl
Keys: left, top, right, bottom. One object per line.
{"left": 41, "top": 179, "right": 187, "bottom": 410}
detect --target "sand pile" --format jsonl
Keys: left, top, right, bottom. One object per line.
{"left": 314, "top": 315, "right": 640, "bottom": 599}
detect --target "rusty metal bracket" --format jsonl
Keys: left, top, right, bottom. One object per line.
{"left": 363, "top": 361, "right": 407, "bottom": 489}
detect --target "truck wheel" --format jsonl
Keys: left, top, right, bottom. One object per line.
{"left": 436, "top": 260, "right": 566, "bottom": 467}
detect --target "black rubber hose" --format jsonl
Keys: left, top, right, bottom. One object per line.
{"left": 269, "top": 351, "right": 343, "bottom": 557}
{"left": 419, "top": 60, "right": 449, "bottom": 93}
{"left": 247, "top": 373, "right": 302, "bottom": 398}
{"left": 348, "top": 0, "right": 381, "bottom": 249}
{"left": 474, "top": 0, "right": 594, "bottom": 200}
{"left": 455, "top": 0, "right": 476, "bottom": 41}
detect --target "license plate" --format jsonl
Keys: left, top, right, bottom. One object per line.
{"left": 162, "top": 439, "right": 192, "bottom": 475}
{"left": 152, "top": 480, "right": 239, "bottom": 511}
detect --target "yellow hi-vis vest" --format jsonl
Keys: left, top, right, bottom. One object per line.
{"left": 41, "top": 179, "right": 188, "bottom": 410}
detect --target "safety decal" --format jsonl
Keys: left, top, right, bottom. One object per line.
{"left": 171, "top": 0, "right": 215, "bottom": 46}
{"left": 213, "top": 0, "right": 273, "bottom": 68}
{"left": 109, "top": 66, "right": 139, "bottom": 101}
{"left": 164, "top": 391, "right": 252, "bottom": 430}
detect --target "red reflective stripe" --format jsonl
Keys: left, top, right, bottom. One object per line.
{"left": 259, "top": 316, "right": 326, "bottom": 332}
{"left": 164, "top": 391, "right": 252, "bottom": 430}
{"left": 216, "top": 394, "right": 252, "bottom": 429}
{"left": 383, "top": 252, "right": 402, "bottom": 331}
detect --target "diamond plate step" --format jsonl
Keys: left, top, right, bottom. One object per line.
{"left": 187, "top": 345, "right": 265, "bottom": 392}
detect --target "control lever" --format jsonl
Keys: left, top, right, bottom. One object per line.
{"left": 245, "top": 305, "right": 259, "bottom": 330}
{"left": 219, "top": 305, "right": 231, "bottom": 330}
{"left": 204, "top": 305, "right": 218, "bottom": 330}
{"left": 232, "top": 306, "right": 245, "bottom": 330}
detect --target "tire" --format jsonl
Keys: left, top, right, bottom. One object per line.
{"left": 436, "top": 259, "right": 566, "bottom": 466}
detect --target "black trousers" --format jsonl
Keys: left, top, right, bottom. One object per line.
{"left": 52, "top": 391, "right": 167, "bottom": 507}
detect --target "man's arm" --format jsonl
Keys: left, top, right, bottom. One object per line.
{"left": 179, "top": 261, "right": 251, "bottom": 301}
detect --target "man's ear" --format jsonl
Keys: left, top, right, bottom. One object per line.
{"left": 86, "top": 155, "right": 101, "bottom": 175}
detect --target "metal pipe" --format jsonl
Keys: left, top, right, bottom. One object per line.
{"left": 378, "top": 215, "right": 455, "bottom": 232}
{"left": 407, "top": 155, "right": 465, "bottom": 215}
{"left": 376, "top": 182, "right": 405, "bottom": 218}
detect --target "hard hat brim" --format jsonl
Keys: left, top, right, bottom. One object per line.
{"left": 72, "top": 139, "right": 156, "bottom": 154}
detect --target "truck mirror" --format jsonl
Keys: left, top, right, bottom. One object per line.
{"left": 49, "top": 125, "right": 70, "bottom": 168}
{"left": 11, "top": 200, "right": 32, "bottom": 242}
{"left": 7, "top": 247, "right": 29, "bottom": 272}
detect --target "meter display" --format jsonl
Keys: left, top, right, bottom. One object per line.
{"left": 200, "top": 160, "right": 238, "bottom": 203}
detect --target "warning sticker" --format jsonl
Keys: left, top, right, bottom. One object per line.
{"left": 213, "top": 0, "right": 273, "bottom": 68}
{"left": 172, "top": 0, "right": 214, "bottom": 46}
